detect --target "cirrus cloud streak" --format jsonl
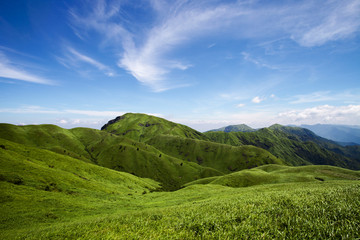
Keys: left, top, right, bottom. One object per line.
{"left": 69, "top": 0, "right": 360, "bottom": 92}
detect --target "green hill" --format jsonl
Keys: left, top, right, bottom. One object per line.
{"left": 205, "top": 125, "right": 360, "bottom": 169}
{"left": 101, "top": 113, "right": 208, "bottom": 142}
{"left": 147, "top": 134, "right": 283, "bottom": 174}
{"left": 100, "top": 113, "right": 284, "bottom": 174}
{"left": 1, "top": 140, "right": 359, "bottom": 239}
{"left": 185, "top": 164, "right": 360, "bottom": 188}
{"left": 1, "top": 118, "right": 360, "bottom": 239}
{"left": 207, "top": 124, "right": 255, "bottom": 133}
{"left": 0, "top": 124, "right": 221, "bottom": 190}
{"left": 0, "top": 137, "right": 160, "bottom": 235}
{"left": 2, "top": 115, "right": 359, "bottom": 192}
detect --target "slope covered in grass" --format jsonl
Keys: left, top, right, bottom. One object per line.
{"left": 0, "top": 123, "right": 93, "bottom": 163}
{"left": 147, "top": 135, "right": 283, "bottom": 174}
{"left": 100, "top": 113, "right": 285, "bottom": 175}
{"left": 2, "top": 178, "right": 359, "bottom": 239}
{"left": 0, "top": 125, "right": 221, "bottom": 190}
{"left": 1, "top": 130, "right": 360, "bottom": 239}
{"left": 0, "top": 137, "right": 160, "bottom": 236}
{"left": 101, "top": 113, "right": 208, "bottom": 142}
{"left": 205, "top": 125, "right": 360, "bottom": 169}
{"left": 207, "top": 124, "right": 255, "bottom": 133}
{"left": 185, "top": 164, "right": 360, "bottom": 188}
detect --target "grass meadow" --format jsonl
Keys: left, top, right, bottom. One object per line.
{"left": 1, "top": 180, "right": 359, "bottom": 239}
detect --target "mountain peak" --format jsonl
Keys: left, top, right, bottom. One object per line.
{"left": 208, "top": 124, "right": 255, "bottom": 133}
{"left": 101, "top": 113, "right": 207, "bottom": 142}
{"left": 101, "top": 113, "right": 150, "bottom": 130}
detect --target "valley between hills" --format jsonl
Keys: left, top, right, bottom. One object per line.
{"left": 1, "top": 113, "right": 360, "bottom": 239}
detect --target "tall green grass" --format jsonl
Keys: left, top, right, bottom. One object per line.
{"left": 2, "top": 181, "right": 359, "bottom": 239}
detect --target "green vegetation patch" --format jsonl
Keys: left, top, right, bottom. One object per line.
{"left": 2, "top": 181, "right": 359, "bottom": 239}
{"left": 185, "top": 164, "right": 360, "bottom": 188}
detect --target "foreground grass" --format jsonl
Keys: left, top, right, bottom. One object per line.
{"left": 1, "top": 136, "right": 360, "bottom": 239}
{"left": 2, "top": 181, "right": 359, "bottom": 239}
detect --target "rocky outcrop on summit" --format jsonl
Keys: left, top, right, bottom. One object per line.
{"left": 101, "top": 115, "right": 125, "bottom": 130}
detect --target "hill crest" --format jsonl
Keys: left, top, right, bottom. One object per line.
{"left": 207, "top": 124, "right": 255, "bottom": 133}
{"left": 101, "top": 113, "right": 208, "bottom": 142}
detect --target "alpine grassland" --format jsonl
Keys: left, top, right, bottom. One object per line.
{"left": 1, "top": 113, "right": 360, "bottom": 239}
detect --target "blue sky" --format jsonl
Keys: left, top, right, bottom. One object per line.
{"left": 0, "top": 0, "right": 360, "bottom": 131}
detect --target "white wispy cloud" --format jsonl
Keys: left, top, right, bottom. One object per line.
{"left": 290, "top": 91, "right": 334, "bottom": 104}
{"left": 0, "top": 106, "right": 164, "bottom": 120}
{"left": 293, "top": 0, "right": 360, "bottom": 47}
{"left": 0, "top": 106, "right": 125, "bottom": 117}
{"left": 0, "top": 106, "right": 61, "bottom": 114}
{"left": 56, "top": 118, "right": 105, "bottom": 127}
{"left": 290, "top": 90, "right": 360, "bottom": 104}
{"left": 252, "top": 96, "right": 264, "bottom": 104}
{"left": 278, "top": 105, "right": 360, "bottom": 125}
{"left": 68, "top": 0, "right": 360, "bottom": 91}
{"left": 0, "top": 52, "right": 55, "bottom": 85}
{"left": 64, "top": 109, "right": 125, "bottom": 117}
{"left": 57, "top": 46, "right": 115, "bottom": 77}
{"left": 236, "top": 103, "right": 245, "bottom": 108}
{"left": 242, "top": 52, "right": 280, "bottom": 70}
{"left": 117, "top": 1, "right": 246, "bottom": 91}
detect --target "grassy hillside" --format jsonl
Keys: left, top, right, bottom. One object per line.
{"left": 0, "top": 137, "right": 160, "bottom": 236}
{"left": 101, "top": 113, "right": 208, "bottom": 142}
{"left": 207, "top": 124, "right": 255, "bottom": 133}
{"left": 205, "top": 125, "right": 360, "bottom": 169}
{"left": 2, "top": 170, "right": 359, "bottom": 239}
{"left": 1, "top": 117, "right": 359, "bottom": 191}
{"left": 100, "top": 113, "right": 286, "bottom": 175}
{"left": 1, "top": 132, "right": 360, "bottom": 239}
{"left": 0, "top": 123, "right": 93, "bottom": 162}
{"left": 0, "top": 124, "right": 221, "bottom": 190}
{"left": 147, "top": 134, "right": 284, "bottom": 174}
{"left": 185, "top": 164, "right": 360, "bottom": 188}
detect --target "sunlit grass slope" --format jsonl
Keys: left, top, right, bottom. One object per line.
{"left": 2, "top": 180, "right": 359, "bottom": 239}
{"left": 0, "top": 125, "right": 222, "bottom": 190}
{"left": 147, "top": 135, "right": 284, "bottom": 173}
{"left": 207, "top": 124, "right": 255, "bottom": 133}
{"left": 205, "top": 125, "right": 360, "bottom": 169}
{"left": 0, "top": 123, "right": 93, "bottom": 162}
{"left": 101, "top": 113, "right": 208, "bottom": 142}
{"left": 70, "top": 127, "right": 223, "bottom": 190}
{"left": 1, "top": 136, "right": 360, "bottom": 239}
{"left": 0, "top": 137, "right": 160, "bottom": 237}
{"left": 185, "top": 164, "right": 360, "bottom": 188}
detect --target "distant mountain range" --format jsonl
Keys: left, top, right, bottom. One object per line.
{"left": 300, "top": 124, "right": 360, "bottom": 146}
{"left": 209, "top": 123, "right": 360, "bottom": 146}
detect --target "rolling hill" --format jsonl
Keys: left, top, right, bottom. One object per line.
{"left": 2, "top": 113, "right": 359, "bottom": 190}
{"left": 0, "top": 123, "right": 221, "bottom": 190}
{"left": 207, "top": 124, "right": 255, "bottom": 133}
{"left": 1, "top": 113, "right": 360, "bottom": 239}
{"left": 101, "top": 113, "right": 208, "bottom": 142}
{"left": 100, "top": 113, "right": 285, "bottom": 175}
{"left": 0, "top": 115, "right": 285, "bottom": 190}
{"left": 185, "top": 164, "right": 360, "bottom": 188}
{"left": 205, "top": 124, "right": 360, "bottom": 169}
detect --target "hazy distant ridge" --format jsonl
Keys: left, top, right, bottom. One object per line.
{"left": 301, "top": 124, "right": 360, "bottom": 145}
